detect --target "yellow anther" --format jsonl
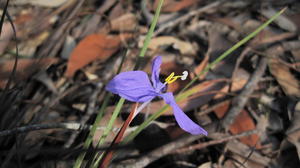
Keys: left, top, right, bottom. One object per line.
{"left": 165, "top": 72, "right": 182, "bottom": 84}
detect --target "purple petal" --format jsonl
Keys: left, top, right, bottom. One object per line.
{"left": 160, "top": 92, "right": 208, "bottom": 135}
{"left": 151, "top": 56, "right": 165, "bottom": 91}
{"left": 106, "top": 71, "right": 158, "bottom": 102}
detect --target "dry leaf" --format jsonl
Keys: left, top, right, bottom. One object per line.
{"left": 0, "top": 22, "right": 14, "bottom": 54}
{"left": 198, "top": 162, "right": 212, "bottom": 168}
{"left": 152, "top": 0, "right": 201, "bottom": 12}
{"left": 13, "top": 0, "right": 71, "bottom": 7}
{"left": 146, "top": 36, "right": 197, "bottom": 55}
{"left": 111, "top": 13, "right": 137, "bottom": 32}
{"left": 0, "top": 58, "right": 58, "bottom": 88}
{"left": 268, "top": 58, "right": 300, "bottom": 97}
{"left": 192, "top": 53, "right": 209, "bottom": 80}
{"left": 214, "top": 103, "right": 260, "bottom": 147}
{"left": 261, "top": 8, "right": 297, "bottom": 32}
{"left": 286, "top": 102, "right": 300, "bottom": 159}
{"left": 19, "top": 31, "right": 49, "bottom": 57}
{"left": 226, "top": 140, "right": 270, "bottom": 166}
{"left": 287, "top": 13, "right": 300, "bottom": 31}
{"left": 65, "top": 34, "right": 130, "bottom": 77}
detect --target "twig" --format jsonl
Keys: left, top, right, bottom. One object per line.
{"left": 222, "top": 57, "right": 268, "bottom": 130}
{"left": 0, "top": 122, "right": 123, "bottom": 137}
{"left": 0, "top": 144, "right": 135, "bottom": 158}
{"left": 114, "top": 134, "right": 204, "bottom": 168}
{"left": 173, "top": 129, "right": 258, "bottom": 154}
{"left": 36, "top": 0, "right": 86, "bottom": 58}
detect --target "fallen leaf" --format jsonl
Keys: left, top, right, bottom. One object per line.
{"left": 261, "top": 8, "right": 297, "bottom": 32}
{"left": 0, "top": 58, "right": 58, "bottom": 88}
{"left": 18, "top": 31, "right": 50, "bottom": 57}
{"left": 192, "top": 53, "right": 209, "bottom": 80}
{"left": 268, "top": 58, "right": 300, "bottom": 97}
{"left": 229, "top": 110, "right": 260, "bottom": 147}
{"left": 286, "top": 101, "right": 300, "bottom": 159}
{"left": 214, "top": 102, "right": 260, "bottom": 147}
{"left": 110, "top": 13, "right": 137, "bottom": 32}
{"left": 292, "top": 49, "right": 300, "bottom": 69}
{"left": 65, "top": 33, "right": 131, "bottom": 77}
{"left": 287, "top": 13, "right": 300, "bottom": 31}
{"left": 13, "top": 0, "right": 71, "bottom": 8}
{"left": 145, "top": 36, "right": 197, "bottom": 55}
{"left": 198, "top": 162, "right": 212, "bottom": 168}
{"left": 0, "top": 22, "right": 14, "bottom": 54}
{"left": 226, "top": 140, "right": 270, "bottom": 166}
{"left": 152, "top": 0, "right": 202, "bottom": 12}
{"left": 231, "top": 152, "right": 266, "bottom": 168}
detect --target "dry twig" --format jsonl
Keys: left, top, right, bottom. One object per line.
{"left": 174, "top": 129, "right": 258, "bottom": 154}
{"left": 222, "top": 57, "right": 268, "bottom": 130}
{"left": 0, "top": 122, "right": 116, "bottom": 137}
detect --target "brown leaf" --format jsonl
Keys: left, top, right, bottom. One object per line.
{"left": 229, "top": 110, "right": 260, "bottom": 147}
{"left": 214, "top": 102, "right": 260, "bottom": 147}
{"left": 0, "top": 22, "right": 14, "bottom": 54}
{"left": 146, "top": 36, "right": 197, "bottom": 55}
{"left": 268, "top": 58, "right": 300, "bottom": 97}
{"left": 152, "top": 0, "right": 202, "bottom": 12}
{"left": 287, "top": 13, "right": 300, "bottom": 31}
{"left": 192, "top": 53, "right": 209, "bottom": 80}
{"left": 110, "top": 13, "right": 137, "bottom": 32}
{"left": 0, "top": 58, "right": 58, "bottom": 88}
{"left": 65, "top": 34, "right": 131, "bottom": 77}
{"left": 286, "top": 102, "right": 300, "bottom": 159}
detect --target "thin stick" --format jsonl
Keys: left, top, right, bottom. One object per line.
{"left": 115, "top": 134, "right": 204, "bottom": 168}
{"left": 0, "top": 123, "right": 115, "bottom": 137}
{"left": 173, "top": 129, "right": 258, "bottom": 154}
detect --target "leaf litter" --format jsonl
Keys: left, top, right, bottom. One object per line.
{"left": 0, "top": 0, "right": 300, "bottom": 168}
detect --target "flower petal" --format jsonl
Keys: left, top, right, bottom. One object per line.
{"left": 106, "top": 71, "right": 157, "bottom": 102}
{"left": 151, "top": 56, "right": 165, "bottom": 91}
{"left": 160, "top": 92, "right": 208, "bottom": 135}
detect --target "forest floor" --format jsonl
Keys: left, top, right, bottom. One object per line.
{"left": 0, "top": 0, "right": 300, "bottom": 168}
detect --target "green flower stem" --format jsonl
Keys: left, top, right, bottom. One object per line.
{"left": 73, "top": 93, "right": 111, "bottom": 168}
{"left": 91, "top": 98, "right": 126, "bottom": 167}
{"left": 90, "top": 0, "right": 165, "bottom": 166}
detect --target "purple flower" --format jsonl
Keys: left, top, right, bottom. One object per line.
{"left": 106, "top": 56, "right": 207, "bottom": 135}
